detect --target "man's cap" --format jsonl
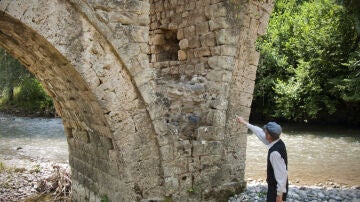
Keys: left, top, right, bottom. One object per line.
{"left": 263, "top": 122, "right": 282, "bottom": 139}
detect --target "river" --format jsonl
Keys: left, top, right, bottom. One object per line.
{"left": 0, "top": 115, "right": 68, "bottom": 169}
{"left": 0, "top": 115, "right": 359, "bottom": 187}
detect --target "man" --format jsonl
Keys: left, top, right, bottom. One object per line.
{"left": 237, "top": 116, "right": 288, "bottom": 202}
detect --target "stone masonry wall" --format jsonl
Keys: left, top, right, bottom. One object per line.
{"left": 148, "top": 0, "right": 275, "bottom": 201}
{"left": 0, "top": 0, "right": 275, "bottom": 201}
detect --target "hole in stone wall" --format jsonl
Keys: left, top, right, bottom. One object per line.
{"left": 156, "top": 29, "right": 179, "bottom": 62}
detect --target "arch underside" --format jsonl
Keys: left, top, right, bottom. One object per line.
{"left": 0, "top": 2, "right": 163, "bottom": 200}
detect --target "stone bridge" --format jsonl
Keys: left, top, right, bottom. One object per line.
{"left": 0, "top": 0, "right": 274, "bottom": 201}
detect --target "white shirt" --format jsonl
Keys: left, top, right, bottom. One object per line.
{"left": 246, "top": 123, "right": 288, "bottom": 195}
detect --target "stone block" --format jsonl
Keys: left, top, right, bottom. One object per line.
{"left": 188, "top": 37, "right": 200, "bottom": 49}
{"left": 242, "top": 77, "right": 255, "bottom": 93}
{"left": 160, "top": 145, "right": 174, "bottom": 162}
{"left": 210, "top": 46, "right": 221, "bottom": 55}
{"left": 176, "top": 5, "right": 185, "bottom": 13}
{"left": 208, "top": 56, "right": 235, "bottom": 71}
{"left": 242, "top": 64, "right": 257, "bottom": 81}
{"left": 138, "top": 83, "right": 157, "bottom": 106}
{"left": 130, "top": 26, "right": 149, "bottom": 43}
{"left": 248, "top": 50, "right": 260, "bottom": 66}
{"left": 174, "top": 140, "right": 192, "bottom": 158}
{"left": 212, "top": 109, "right": 227, "bottom": 126}
{"left": 216, "top": 29, "right": 239, "bottom": 45}
{"left": 238, "top": 91, "right": 253, "bottom": 107}
{"left": 225, "top": 151, "right": 246, "bottom": 166}
{"left": 249, "top": 18, "right": 260, "bottom": 40}
{"left": 177, "top": 28, "right": 184, "bottom": 40}
{"left": 188, "top": 156, "right": 201, "bottom": 173}
{"left": 258, "top": 21, "right": 269, "bottom": 36}
{"left": 196, "top": 22, "right": 209, "bottom": 35}
{"left": 98, "top": 135, "right": 114, "bottom": 150}
{"left": 183, "top": 25, "right": 195, "bottom": 38}
{"left": 179, "top": 38, "right": 189, "bottom": 49}
{"left": 194, "top": 63, "right": 206, "bottom": 75}
{"left": 73, "top": 129, "right": 90, "bottom": 143}
{"left": 152, "top": 34, "right": 166, "bottom": 45}
{"left": 184, "top": 64, "right": 194, "bottom": 76}
{"left": 163, "top": 158, "right": 188, "bottom": 177}
{"left": 108, "top": 149, "right": 118, "bottom": 162}
{"left": 197, "top": 126, "right": 225, "bottom": 141}
{"left": 220, "top": 45, "right": 237, "bottom": 56}
{"left": 134, "top": 67, "right": 154, "bottom": 87}
{"left": 193, "top": 47, "right": 211, "bottom": 57}
{"left": 208, "top": 95, "right": 228, "bottom": 110}
{"left": 200, "top": 32, "right": 216, "bottom": 47}
{"left": 164, "top": 177, "right": 180, "bottom": 195}
{"left": 200, "top": 155, "right": 223, "bottom": 171}
{"left": 170, "top": 65, "right": 180, "bottom": 74}
{"left": 205, "top": 3, "right": 227, "bottom": 19}
{"left": 109, "top": 11, "right": 149, "bottom": 26}
{"left": 209, "top": 17, "right": 230, "bottom": 31}
{"left": 152, "top": 119, "right": 168, "bottom": 136}
{"left": 130, "top": 53, "right": 149, "bottom": 75}
{"left": 185, "top": 1, "right": 196, "bottom": 11}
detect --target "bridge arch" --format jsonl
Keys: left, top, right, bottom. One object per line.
{"left": 0, "top": 1, "right": 163, "bottom": 201}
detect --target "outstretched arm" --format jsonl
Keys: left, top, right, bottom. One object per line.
{"left": 236, "top": 116, "right": 269, "bottom": 145}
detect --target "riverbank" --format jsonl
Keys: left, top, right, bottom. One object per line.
{"left": 229, "top": 179, "right": 360, "bottom": 202}
{"left": 1, "top": 159, "right": 359, "bottom": 202}
{"left": 0, "top": 107, "right": 57, "bottom": 119}
{"left": 0, "top": 160, "right": 70, "bottom": 202}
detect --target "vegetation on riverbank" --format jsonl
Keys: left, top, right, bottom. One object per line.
{"left": 251, "top": 0, "right": 360, "bottom": 126}
{"left": 0, "top": 48, "right": 55, "bottom": 117}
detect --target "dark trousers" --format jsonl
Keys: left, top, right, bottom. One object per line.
{"left": 267, "top": 182, "right": 287, "bottom": 202}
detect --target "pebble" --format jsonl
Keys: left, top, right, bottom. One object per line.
{"left": 229, "top": 180, "right": 360, "bottom": 202}
{"left": 0, "top": 161, "right": 69, "bottom": 202}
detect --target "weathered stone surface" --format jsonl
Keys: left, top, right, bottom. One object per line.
{"left": 0, "top": 0, "right": 275, "bottom": 201}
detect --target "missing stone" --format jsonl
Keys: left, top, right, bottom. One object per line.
{"left": 153, "top": 29, "right": 180, "bottom": 62}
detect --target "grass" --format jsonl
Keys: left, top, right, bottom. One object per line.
{"left": 31, "top": 164, "right": 41, "bottom": 173}
{"left": 0, "top": 161, "right": 6, "bottom": 172}
{"left": 100, "top": 195, "right": 110, "bottom": 202}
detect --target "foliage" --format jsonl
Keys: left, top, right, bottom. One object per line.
{"left": 0, "top": 161, "right": 5, "bottom": 172}
{"left": 100, "top": 195, "right": 110, "bottom": 202}
{"left": 0, "top": 47, "right": 54, "bottom": 116}
{"left": 253, "top": 0, "right": 360, "bottom": 124}
{"left": 32, "top": 164, "right": 41, "bottom": 173}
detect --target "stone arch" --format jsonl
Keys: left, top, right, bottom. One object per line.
{"left": 0, "top": 1, "right": 163, "bottom": 201}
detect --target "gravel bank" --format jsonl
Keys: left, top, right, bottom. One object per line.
{"left": 229, "top": 180, "right": 360, "bottom": 202}
{"left": 1, "top": 161, "right": 359, "bottom": 202}
{"left": 0, "top": 161, "right": 69, "bottom": 202}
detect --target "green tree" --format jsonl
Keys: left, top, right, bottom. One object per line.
{"left": 0, "top": 48, "right": 30, "bottom": 101}
{"left": 252, "top": 0, "right": 359, "bottom": 124}
{"left": 0, "top": 47, "right": 54, "bottom": 116}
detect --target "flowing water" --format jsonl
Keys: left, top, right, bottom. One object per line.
{"left": 0, "top": 115, "right": 359, "bottom": 186}
{"left": 0, "top": 115, "right": 68, "bottom": 168}
{"left": 245, "top": 123, "right": 360, "bottom": 186}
